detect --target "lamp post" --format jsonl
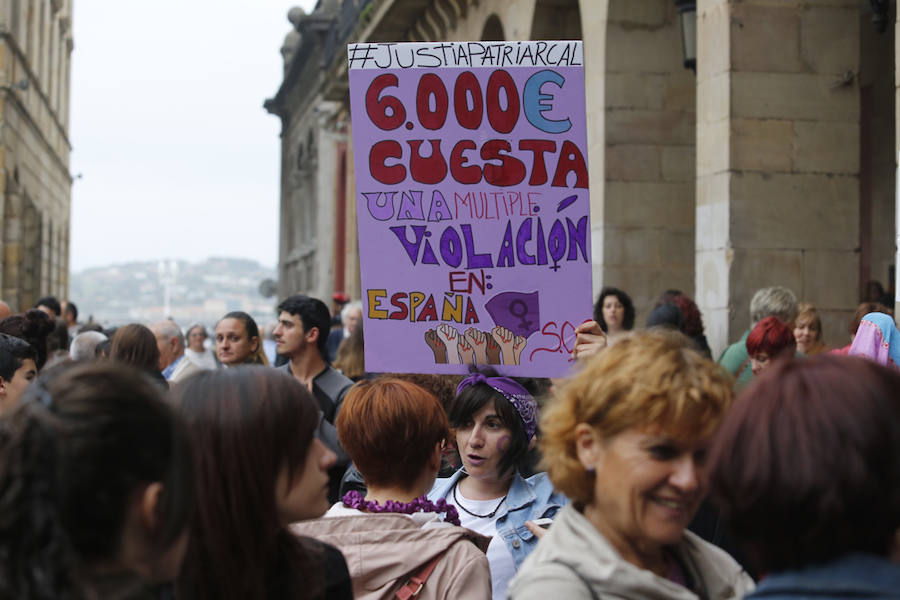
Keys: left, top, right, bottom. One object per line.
{"left": 674, "top": 0, "right": 697, "bottom": 72}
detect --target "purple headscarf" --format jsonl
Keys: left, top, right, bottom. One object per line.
{"left": 848, "top": 312, "right": 900, "bottom": 370}
{"left": 456, "top": 373, "right": 538, "bottom": 440}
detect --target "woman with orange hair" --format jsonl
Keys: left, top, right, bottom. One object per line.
{"left": 293, "top": 377, "right": 491, "bottom": 600}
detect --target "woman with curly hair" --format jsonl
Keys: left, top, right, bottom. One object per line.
{"left": 593, "top": 286, "right": 635, "bottom": 344}
{"left": 509, "top": 331, "right": 752, "bottom": 600}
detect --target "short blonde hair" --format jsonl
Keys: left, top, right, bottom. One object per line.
{"left": 795, "top": 302, "right": 826, "bottom": 354}
{"left": 540, "top": 331, "right": 734, "bottom": 505}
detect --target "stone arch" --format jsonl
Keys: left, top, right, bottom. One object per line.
{"left": 481, "top": 13, "right": 504, "bottom": 41}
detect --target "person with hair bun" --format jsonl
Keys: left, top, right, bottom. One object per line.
{"left": 509, "top": 331, "right": 752, "bottom": 600}
{"left": 295, "top": 378, "right": 491, "bottom": 600}
{"left": 428, "top": 368, "right": 566, "bottom": 600}
{"left": 709, "top": 354, "right": 900, "bottom": 598}
{"left": 173, "top": 367, "right": 351, "bottom": 600}
{"left": 0, "top": 308, "right": 54, "bottom": 370}
{"left": 745, "top": 316, "right": 796, "bottom": 378}
{"left": 0, "top": 362, "right": 194, "bottom": 599}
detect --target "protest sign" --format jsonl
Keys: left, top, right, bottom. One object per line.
{"left": 347, "top": 40, "right": 591, "bottom": 377}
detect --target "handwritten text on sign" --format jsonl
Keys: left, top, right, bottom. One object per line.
{"left": 348, "top": 41, "right": 592, "bottom": 377}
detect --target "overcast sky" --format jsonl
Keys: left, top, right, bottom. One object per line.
{"left": 70, "top": 1, "right": 318, "bottom": 272}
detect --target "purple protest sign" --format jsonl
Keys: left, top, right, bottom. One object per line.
{"left": 347, "top": 41, "right": 592, "bottom": 377}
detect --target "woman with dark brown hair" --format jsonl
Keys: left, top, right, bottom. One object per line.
{"left": 110, "top": 324, "right": 167, "bottom": 387}
{"left": 709, "top": 354, "right": 900, "bottom": 598}
{"left": 173, "top": 367, "right": 351, "bottom": 600}
{"left": 0, "top": 362, "right": 194, "bottom": 599}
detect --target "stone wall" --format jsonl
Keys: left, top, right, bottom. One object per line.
{"left": 0, "top": 0, "right": 73, "bottom": 311}
{"left": 601, "top": 0, "right": 696, "bottom": 325}
{"left": 270, "top": 0, "right": 898, "bottom": 350}
{"left": 696, "top": 0, "right": 861, "bottom": 354}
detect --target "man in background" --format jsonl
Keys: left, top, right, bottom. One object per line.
{"left": 0, "top": 333, "right": 37, "bottom": 413}
{"left": 718, "top": 286, "right": 798, "bottom": 388}
{"left": 274, "top": 294, "right": 353, "bottom": 501}
{"left": 34, "top": 296, "right": 61, "bottom": 318}
{"left": 70, "top": 331, "right": 107, "bottom": 362}
{"left": 151, "top": 320, "right": 202, "bottom": 384}
{"left": 62, "top": 301, "right": 79, "bottom": 339}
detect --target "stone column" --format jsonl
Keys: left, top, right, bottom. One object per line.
{"left": 696, "top": 0, "right": 860, "bottom": 354}
{"left": 588, "top": 1, "right": 697, "bottom": 320}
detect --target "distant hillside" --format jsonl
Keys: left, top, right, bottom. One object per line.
{"left": 70, "top": 257, "right": 278, "bottom": 330}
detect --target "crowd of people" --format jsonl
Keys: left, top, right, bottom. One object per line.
{"left": 0, "top": 283, "right": 897, "bottom": 600}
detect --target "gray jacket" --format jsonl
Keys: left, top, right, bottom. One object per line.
{"left": 508, "top": 504, "right": 754, "bottom": 600}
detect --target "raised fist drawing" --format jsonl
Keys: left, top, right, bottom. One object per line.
{"left": 465, "top": 327, "right": 489, "bottom": 364}
{"left": 436, "top": 324, "right": 462, "bottom": 364}
{"left": 513, "top": 335, "right": 527, "bottom": 365}
{"left": 424, "top": 328, "right": 448, "bottom": 364}
{"left": 458, "top": 337, "right": 475, "bottom": 364}
{"left": 491, "top": 325, "right": 516, "bottom": 365}
{"left": 484, "top": 331, "right": 502, "bottom": 364}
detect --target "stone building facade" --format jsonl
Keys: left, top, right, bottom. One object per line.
{"left": 268, "top": 0, "right": 896, "bottom": 356}
{"left": 0, "top": 0, "right": 73, "bottom": 312}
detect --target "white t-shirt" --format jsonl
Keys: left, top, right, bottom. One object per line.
{"left": 452, "top": 487, "right": 517, "bottom": 600}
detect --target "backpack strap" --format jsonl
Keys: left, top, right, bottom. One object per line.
{"left": 395, "top": 553, "right": 444, "bottom": 600}
{"left": 314, "top": 367, "right": 354, "bottom": 421}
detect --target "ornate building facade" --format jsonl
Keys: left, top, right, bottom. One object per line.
{"left": 268, "top": 0, "right": 896, "bottom": 355}
{"left": 0, "top": 0, "right": 73, "bottom": 311}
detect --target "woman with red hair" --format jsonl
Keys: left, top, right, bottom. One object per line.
{"left": 746, "top": 316, "right": 796, "bottom": 377}
{"left": 293, "top": 377, "right": 491, "bottom": 600}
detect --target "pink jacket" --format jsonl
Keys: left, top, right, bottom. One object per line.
{"left": 293, "top": 513, "right": 492, "bottom": 600}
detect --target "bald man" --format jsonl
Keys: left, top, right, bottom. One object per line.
{"left": 0, "top": 301, "right": 10, "bottom": 321}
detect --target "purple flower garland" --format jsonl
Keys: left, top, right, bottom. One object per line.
{"left": 342, "top": 490, "right": 461, "bottom": 526}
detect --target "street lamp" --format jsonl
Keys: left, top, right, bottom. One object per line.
{"left": 674, "top": 0, "right": 696, "bottom": 72}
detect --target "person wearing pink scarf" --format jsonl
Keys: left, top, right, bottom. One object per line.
{"left": 848, "top": 312, "right": 900, "bottom": 370}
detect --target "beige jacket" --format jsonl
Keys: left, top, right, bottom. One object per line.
{"left": 508, "top": 504, "right": 754, "bottom": 600}
{"left": 293, "top": 512, "right": 492, "bottom": 600}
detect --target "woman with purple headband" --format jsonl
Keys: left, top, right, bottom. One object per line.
{"left": 428, "top": 368, "right": 568, "bottom": 600}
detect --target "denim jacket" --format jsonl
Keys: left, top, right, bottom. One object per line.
{"left": 428, "top": 469, "right": 568, "bottom": 570}
{"left": 747, "top": 553, "right": 900, "bottom": 600}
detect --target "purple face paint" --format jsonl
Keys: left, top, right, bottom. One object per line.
{"left": 496, "top": 434, "right": 511, "bottom": 454}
